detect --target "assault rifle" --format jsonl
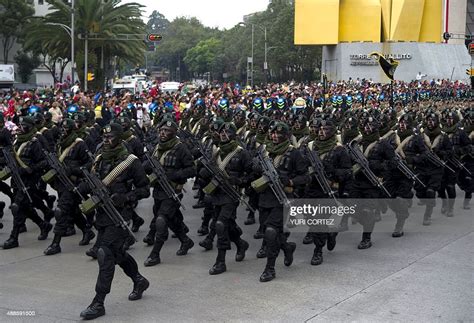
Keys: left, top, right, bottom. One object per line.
{"left": 394, "top": 153, "right": 426, "bottom": 188}
{"left": 144, "top": 143, "right": 186, "bottom": 210}
{"left": 304, "top": 147, "right": 337, "bottom": 202}
{"left": 346, "top": 141, "right": 392, "bottom": 198}
{"left": 425, "top": 149, "right": 455, "bottom": 173}
{"left": 2, "top": 148, "right": 32, "bottom": 203}
{"left": 200, "top": 148, "right": 256, "bottom": 213}
{"left": 448, "top": 156, "right": 471, "bottom": 175}
{"left": 43, "top": 150, "right": 85, "bottom": 199}
{"left": 81, "top": 168, "right": 136, "bottom": 241}
{"left": 254, "top": 147, "right": 291, "bottom": 207}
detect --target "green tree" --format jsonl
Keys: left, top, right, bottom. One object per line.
{"left": 184, "top": 38, "right": 222, "bottom": 77}
{"left": 147, "top": 10, "right": 169, "bottom": 34}
{"left": 0, "top": 0, "right": 35, "bottom": 64}
{"left": 14, "top": 51, "right": 41, "bottom": 83}
{"left": 23, "top": 0, "right": 146, "bottom": 89}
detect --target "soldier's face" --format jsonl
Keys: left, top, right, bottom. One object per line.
{"left": 271, "top": 131, "right": 285, "bottom": 144}
{"left": 364, "top": 123, "right": 374, "bottom": 135}
{"left": 309, "top": 125, "right": 318, "bottom": 136}
{"left": 446, "top": 117, "right": 454, "bottom": 127}
{"left": 399, "top": 120, "right": 407, "bottom": 132}
{"left": 159, "top": 126, "right": 175, "bottom": 142}
{"left": 219, "top": 129, "right": 231, "bottom": 143}
{"left": 426, "top": 117, "right": 436, "bottom": 129}
{"left": 103, "top": 133, "right": 120, "bottom": 149}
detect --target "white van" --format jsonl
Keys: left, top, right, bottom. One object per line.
{"left": 160, "top": 81, "right": 180, "bottom": 93}
{"left": 112, "top": 77, "right": 143, "bottom": 95}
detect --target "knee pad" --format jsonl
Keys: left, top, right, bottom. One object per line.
{"left": 215, "top": 220, "right": 225, "bottom": 236}
{"left": 97, "top": 246, "right": 112, "bottom": 266}
{"left": 264, "top": 227, "right": 278, "bottom": 242}
{"left": 155, "top": 216, "right": 167, "bottom": 235}
{"left": 54, "top": 208, "right": 62, "bottom": 220}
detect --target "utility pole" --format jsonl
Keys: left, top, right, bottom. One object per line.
{"left": 251, "top": 24, "right": 254, "bottom": 87}
{"left": 84, "top": 32, "right": 88, "bottom": 92}
{"left": 71, "top": 0, "right": 75, "bottom": 84}
{"left": 264, "top": 26, "right": 268, "bottom": 84}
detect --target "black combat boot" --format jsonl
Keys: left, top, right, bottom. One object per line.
{"left": 80, "top": 297, "right": 105, "bottom": 320}
{"left": 128, "top": 275, "right": 150, "bottom": 301}
{"left": 197, "top": 225, "right": 209, "bottom": 236}
{"left": 253, "top": 231, "right": 264, "bottom": 239}
{"left": 3, "top": 236, "right": 19, "bottom": 249}
{"left": 235, "top": 239, "right": 249, "bottom": 262}
{"left": 256, "top": 244, "right": 267, "bottom": 258}
{"left": 463, "top": 198, "right": 471, "bottom": 210}
{"left": 283, "top": 242, "right": 296, "bottom": 266}
{"left": 64, "top": 226, "right": 76, "bottom": 237}
{"left": 199, "top": 237, "right": 213, "bottom": 250}
{"left": 144, "top": 241, "right": 163, "bottom": 267}
{"left": 209, "top": 249, "right": 227, "bottom": 275}
{"left": 176, "top": 237, "right": 194, "bottom": 256}
{"left": 310, "top": 247, "right": 323, "bottom": 265}
{"left": 143, "top": 231, "right": 155, "bottom": 246}
{"left": 260, "top": 257, "right": 276, "bottom": 282}
{"left": 302, "top": 232, "right": 313, "bottom": 244}
{"left": 131, "top": 216, "right": 145, "bottom": 233}
{"left": 392, "top": 218, "right": 405, "bottom": 238}
{"left": 423, "top": 205, "right": 433, "bottom": 226}
{"left": 86, "top": 246, "right": 98, "bottom": 259}
{"left": 79, "top": 229, "right": 96, "bottom": 246}
{"left": 38, "top": 222, "right": 53, "bottom": 240}
{"left": 327, "top": 232, "right": 337, "bottom": 251}
{"left": 357, "top": 232, "right": 372, "bottom": 249}
{"left": 446, "top": 199, "right": 455, "bottom": 217}
{"left": 44, "top": 234, "right": 62, "bottom": 255}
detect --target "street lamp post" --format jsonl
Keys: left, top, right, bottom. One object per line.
{"left": 71, "top": 0, "right": 75, "bottom": 85}
{"left": 240, "top": 22, "right": 268, "bottom": 86}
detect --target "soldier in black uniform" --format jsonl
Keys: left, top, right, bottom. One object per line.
{"left": 119, "top": 115, "right": 145, "bottom": 233}
{"left": 439, "top": 109, "right": 469, "bottom": 216}
{"left": 79, "top": 123, "right": 150, "bottom": 320}
{"left": 0, "top": 112, "right": 13, "bottom": 224}
{"left": 252, "top": 122, "right": 309, "bottom": 282}
{"left": 458, "top": 108, "right": 474, "bottom": 209}
{"left": 348, "top": 114, "right": 396, "bottom": 249}
{"left": 199, "top": 122, "right": 252, "bottom": 275}
{"left": 416, "top": 110, "right": 452, "bottom": 225}
{"left": 2, "top": 116, "right": 53, "bottom": 249}
{"left": 305, "top": 117, "right": 352, "bottom": 265}
{"left": 143, "top": 118, "right": 196, "bottom": 267}
{"left": 43, "top": 119, "right": 95, "bottom": 255}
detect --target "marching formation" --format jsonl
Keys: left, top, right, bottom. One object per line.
{"left": 0, "top": 80, "right": 472, "bottom": 320}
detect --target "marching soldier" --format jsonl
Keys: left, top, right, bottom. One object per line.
{"left": 79, "top": 123, "right": 150, "bottom": 320}
{"left": 143, "top": 118, "right": 196, "bottom": 267}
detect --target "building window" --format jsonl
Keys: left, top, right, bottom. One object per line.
{"left": 39, "top": 0, "right": 44, "bottom": 4}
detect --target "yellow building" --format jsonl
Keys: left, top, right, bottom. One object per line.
{"left": 295, "top": 0, "right": 444, "bottom": 44}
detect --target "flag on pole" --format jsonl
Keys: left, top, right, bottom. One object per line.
{"left": 369, "top": 52, "right": 399, "bottom": 80}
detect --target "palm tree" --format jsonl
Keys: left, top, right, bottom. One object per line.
{"left": 24, "top": 0, "right": 146, "bottom": 88}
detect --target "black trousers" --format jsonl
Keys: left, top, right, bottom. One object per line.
{"left": 214, "top": 202, "right": 242, "bottom": 250}
{"left": 95, "top": 225, "right": 139, "bottom": 298}
{"left": 54, "top": 191, "right": 87, "bottom": 235}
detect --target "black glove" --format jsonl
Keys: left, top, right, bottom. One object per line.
{"left": 77, "top": 181, "right": 90, "bottom": 196}
{"left": 199, "top": 167, "right": 212, "bottom": 179}
{"left": 252, "top": 161, "right": 263, "bottom": 174}
{"left": 125, "top": 192, "right": 137, "bottom": 203}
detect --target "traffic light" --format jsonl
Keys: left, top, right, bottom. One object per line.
{"left": 146, "top": 34, "right": 162, "bottom": 42}
{"left": 87, "top": 72, "right": 95, "bottom": 81}
{"left": 466, "top": 69, "right": 474, "bottom": 76}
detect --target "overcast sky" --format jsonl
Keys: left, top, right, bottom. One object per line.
{"left": 122, "top": 0, "right": 270, "bottom": 29}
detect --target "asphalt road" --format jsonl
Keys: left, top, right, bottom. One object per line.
{"left": 0, "top": 182, "right": 472, "bottom": 322}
